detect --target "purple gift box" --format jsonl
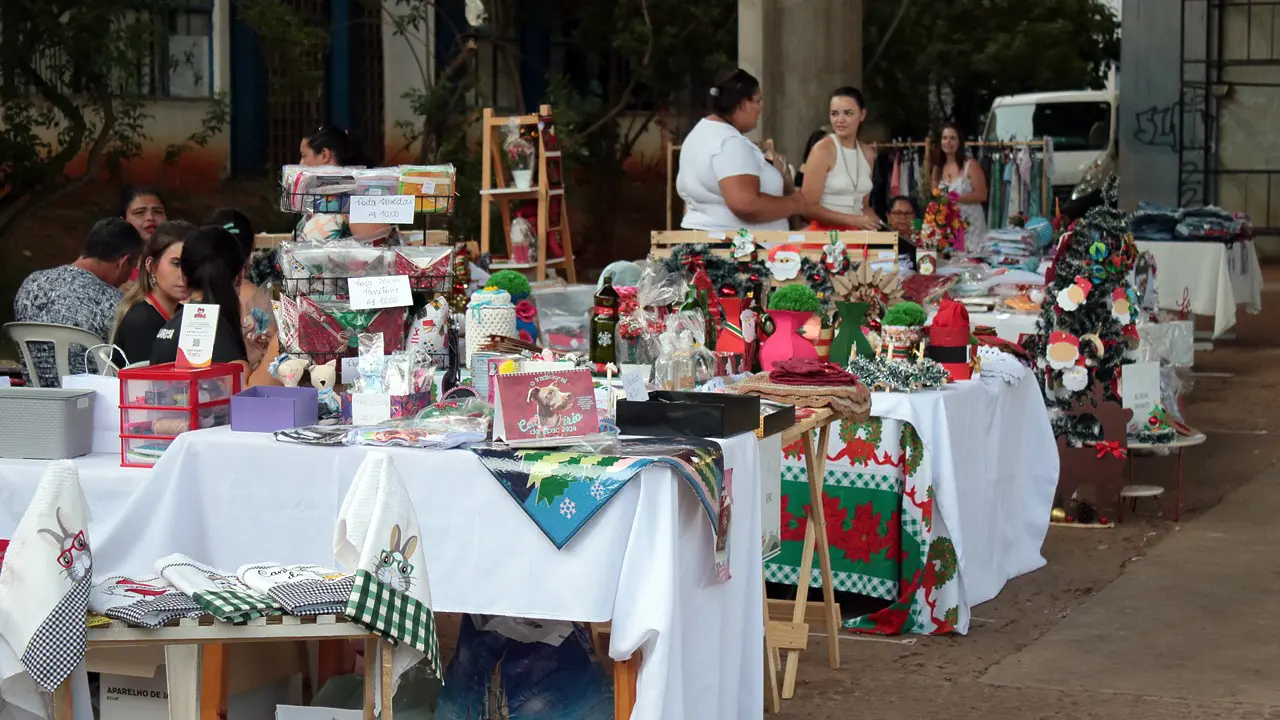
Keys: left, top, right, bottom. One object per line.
{"left": 231, "top": 386, "right": 319, "bottom": 432}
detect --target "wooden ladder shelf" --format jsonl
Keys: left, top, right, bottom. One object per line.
{"left": 479, "top": 104, "right": 578, "bottom": 282}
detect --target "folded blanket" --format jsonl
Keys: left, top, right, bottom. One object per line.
{"left": 733, "top": 372, "right": 871, "bottom": 422}
{"left": 768, "top": 358, "right": 857, "bottom": 387}
{"left": 237, "top": 564, "right": 355, "bottom": 617}
{"left": 90, "top": 575, "right": 204, "bottom": 629}
{"left": 157, "top": 555, "right": 281, "bottom": 624}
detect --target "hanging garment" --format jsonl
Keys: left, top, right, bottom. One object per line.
{"left": 1008, "top": 150, "right": 1026, "bottom": 220}
{"left": 1029, "top": 154, "right": 1044, "bottom": 218}
{"left": 890, "top": 150, "right": 902, "bottom": 197}
{"left": 987, "top": 153, "right": 1003, "bottom": 230}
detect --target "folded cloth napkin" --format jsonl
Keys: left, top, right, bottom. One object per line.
{"left": 90, "top": 575, "right": 204, "bottom": 629}
{"left": 335, "top": 452, "right": 442, "bottom": 714}
{"left": 768, "top": 358, "right": 857, "bottom": 386}
{"left": 237, "top": 564, "right": 355, "bottom": 617}
{"left": 156, "top": 555, "right": 281, "bottom": 624}
{"left": 0, "top": 461, "right": 93, "bottom": 697}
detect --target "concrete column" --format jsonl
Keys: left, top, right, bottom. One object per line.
{"left": 738, "top": 0, "right": 863, "bottom": 162}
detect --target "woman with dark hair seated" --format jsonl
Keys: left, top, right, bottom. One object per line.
{"left": 206, "top": 208, "right": 279, "bottom": 385}
{"left": 676, "top": 68, "right": 812, "bottom": 231}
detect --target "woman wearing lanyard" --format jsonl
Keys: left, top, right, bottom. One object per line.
{"left": 799, "top": 87, "right": 882, "bottom": 231}
{"left": 110, "top": 221, "right": 196, "bottom": 367}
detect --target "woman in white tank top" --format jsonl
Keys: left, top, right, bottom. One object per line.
{"left": 799, "top": 87, "right": 881, "bottom": 231}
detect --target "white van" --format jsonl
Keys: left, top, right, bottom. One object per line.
{"left": 982, "top": 90, "right": 1118, "bottom": 200}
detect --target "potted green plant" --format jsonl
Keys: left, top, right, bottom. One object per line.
{"left": 881, "top": 301, "right": 927, "bottom": 360}
{"left": 760, "top": 284, "right": 822, "bottom": 370}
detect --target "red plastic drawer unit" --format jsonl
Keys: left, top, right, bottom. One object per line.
{"left": 117, "top": 363, "right": 242, "bottom": 468}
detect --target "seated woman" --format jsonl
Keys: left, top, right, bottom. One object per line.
{"left": 676, "top": 68, "right": 811, "bottom": 231}
{"left": 111, "top": 221, "right": 196, "bottom": 366}
{"left": 799, "top": 87, "right": 881, "bottom": 231}
{"left": 149, "top": 226, "right": 250, "bottom": 384}
{"left": 206, "top": 208, "right": 277, "bottom": 385}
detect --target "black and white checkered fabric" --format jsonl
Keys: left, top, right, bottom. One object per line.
{"left": 267, "top": 575, "right": 356, "bottom": 616}
{"left": 21, "top": 579, "right": 90, "bottom": 692}
{"left": 90, "top": 576, "right": 204, "bottom": 629}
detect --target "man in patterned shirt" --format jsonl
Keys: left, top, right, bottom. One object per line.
{"left": 13, "top": 218, "right": 143, "bottom": 387}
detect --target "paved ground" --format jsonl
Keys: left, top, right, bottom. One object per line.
{"left": 780, "top": 273, "right": 1280, "bottom": 719}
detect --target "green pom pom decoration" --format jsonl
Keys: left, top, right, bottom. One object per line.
{"left": 486, "top": 269, "right": 531, "bottom": 299}
{"left": 767, "top": 283, "right": 823, "bottom": 314}
{"left": 882, "top": 301, "right": 926, "bottom": 327}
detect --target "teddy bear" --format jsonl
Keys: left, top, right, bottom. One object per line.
{"left": 268, "top": 354, "right": 310, "bottom": 387}
{"left": 309, "top": 359, "right": 342, "bottom": 421}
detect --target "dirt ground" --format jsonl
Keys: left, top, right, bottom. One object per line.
{"left": 778, "top": 273, "right": 1280, "bottom": 719}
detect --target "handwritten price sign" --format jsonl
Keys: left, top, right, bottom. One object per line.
{"left": 348, "top": 275, "right": 413, "bottom": 310}
{"left": 349, "top": 195, "right": 415, "bottom": 224}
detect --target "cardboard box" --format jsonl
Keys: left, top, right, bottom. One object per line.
{"left": 616, "top": 391, "right": 761, "bottom": 438}
{"left": 276, "top": 706, "right": 363, "bottom": 720}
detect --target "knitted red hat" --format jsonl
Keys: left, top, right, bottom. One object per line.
{"left": 927, "top": 298, "right": 973, "bottom": 380}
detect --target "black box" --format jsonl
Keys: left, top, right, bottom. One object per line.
{"left": 616, "top": 391, "right": 761, "bottom": 438}
{"left": 758, "top": 400, "right": 798, "bottom": 438}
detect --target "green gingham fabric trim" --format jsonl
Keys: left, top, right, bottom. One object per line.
{"left": 346, "top": 570, "right": 442, "bottom": 681}
{"left": 779, "top": 465, "right": 902, "bottom": 493}
{"left": 764, "top": 565, "right": 898, "bottom": 601}
{"left": 191, "top": 589, "right": 280, "bottom": 624}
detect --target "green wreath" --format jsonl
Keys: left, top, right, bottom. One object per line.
{"left": 899, "top": 422, "right": 925, "bottom": 477}
{"left": 838, "top": 417, "right": 883, "bottom": 465}
{"left": 660, "top": 243, "right": 770, "bottom": 297}
{"left": 926, "top": 535, "right": 958, "bottom": 589}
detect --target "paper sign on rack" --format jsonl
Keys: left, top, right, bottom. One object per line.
{"left": 1121, "top": 361, "right": 1160, "bottom": 433}
{"left": 493, "top": 368, "right": 600, "bottom": 447}
{"left": 176, "top": 303, "right": 219, "bottom": 369}
{"left": 349, "top": 195, "right": 415, "bottom": 224}
{"left": 621, "top": 369, "right": 649, "bottom": 402}
{"left": 348, "top": 275, "right": 413, "bottom": 310}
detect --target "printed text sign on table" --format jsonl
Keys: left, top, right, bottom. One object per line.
{"left": 350, "top": 393, "right": 392, "bottom": 425}
{"left": 176, "top": 303, "right": 220, "bottom": 369}
{"left": 349, "top": 195, "right": 415, "bottom": 224}
{"left": 1121, "top": 361, "right": 1161, "bottom": 432}
{"left": 348, "top": 275, "right": 413, "bottom": 310}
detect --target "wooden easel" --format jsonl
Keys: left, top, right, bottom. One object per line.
{"left": 764, "top": 408, "right": 841, "bottom": 701}
{"left": 479, "top": 104, "right": 578, "bottom": 282}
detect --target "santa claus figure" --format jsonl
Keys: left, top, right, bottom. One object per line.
{"left": 1046, "top": 330, "right": 1080, "bottom": 370}
{"left": 1061, "top": 361, "right": 1090, "bottom": 391}
{"left": 1111, "top": 287, "right": 1132, "bottom": 322}
{"left": 767, "top": 244, "right": 803, "bottom": 282}
{"left": 1055, "top": 276, "right": 1092, "bottom": 312}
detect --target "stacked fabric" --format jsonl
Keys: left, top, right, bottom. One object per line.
{"left": 89, "top": 575, "right": 205, "bottom": 629}
{"left": 157, "top": 554, "right": 282, "bottom": 624}
{"left": 237, "top": 564, "right": 355, "bottom": 617}
{"left": 974, "top": 228, "right": 1039, "bottom": 270}
{"left": 1131, "top": 201, "right": 1252, "bottom": 244}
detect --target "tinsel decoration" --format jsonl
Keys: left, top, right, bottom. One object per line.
{"left": 1028, "top": 176, "right": 1138, "bottom": 447}
{"left": 847, "top": 355, "right": 949, "bottom": 392}
{"left": 248, "top": 247, "right": 283, "bottom": 288}
{"left": 661, "top": 243, "right": 769, "bottom": 298}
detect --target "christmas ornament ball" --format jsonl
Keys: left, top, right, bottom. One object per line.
{"left": 1050, "top": 507, "right": 1067, "bottom": 522}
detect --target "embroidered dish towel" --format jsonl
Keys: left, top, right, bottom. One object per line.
{"left": 237, "top": 564, "right": 355, "bottom": 617}
{"left": 0, "top": 460, "right": 93, "bottom": 696}
{"left": 89, "top": 575, "right": 204, "bottom": 629}
{"left": 335, "top": 452, "right": 442, "bottom": 713}
{"left": 156, "top": 555, "right": 281, "bottom": 624}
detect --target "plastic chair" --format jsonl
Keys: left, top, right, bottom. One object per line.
{"left": 2, "top": 322, "right": 110, "bottom": 387}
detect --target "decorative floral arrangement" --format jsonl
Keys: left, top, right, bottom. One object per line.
{"left": 506, "top": 141, "right": 534, "bottom": 169}
{"left": 921, "top": 188, "right": 967, "bottom": 251}
{"left": 767, "top": 283, "right": 823, "bottom": 314}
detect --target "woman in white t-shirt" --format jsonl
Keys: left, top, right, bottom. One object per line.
{"left": 676, "top": 69, "right": 811, "bottom": 231}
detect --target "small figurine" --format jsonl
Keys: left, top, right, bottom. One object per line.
{"left": 309, "top": 360, "right": 342, "bottom": 421}
{"left": 269, "top": 354, "right": 310, "bottom": 388}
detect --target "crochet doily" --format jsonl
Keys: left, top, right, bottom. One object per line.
{"left": 977, "top": 345, "right": 1028, "bottom": 385}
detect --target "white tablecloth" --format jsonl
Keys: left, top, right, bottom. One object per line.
{"left": 0, "top": 430, "right": 764, "bottom": 720}
{"left": 1137, "top": 240, "right": 1263, "bottom": 338}
{"left": 871, "top": 374, "right": 1058, "bottom": 610}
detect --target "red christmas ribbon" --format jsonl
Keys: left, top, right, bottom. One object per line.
{"left": 1095, "top": 440, "right": 1127, "bottom": 459}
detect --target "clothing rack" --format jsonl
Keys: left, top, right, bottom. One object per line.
{"left": 962, "top": 139, "right": 1054, "bottom": 225}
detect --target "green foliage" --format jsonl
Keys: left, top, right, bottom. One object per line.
{"left": 486, "top": 269, "right": 531, "bottom": 299}
{"left": 883, "top": 301, "right": 926, "bottom": 328}
{"left": 236, "top": 0, "right": 330, "bottom": 93}
{"left": 0, "top": 0, "right": 230, "bottom": 244}
{"left": 768, "top": 284, "right": 822, "bottom": 314}
{"left": 864, "top": 0, "right": 1120, "bottom": 137}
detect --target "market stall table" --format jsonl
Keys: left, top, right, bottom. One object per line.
{"left": 0, "top": 427, "right": 763, "bottom": 720}
{"left": 765, "top": 373, "right": 1057, "bottom": 635}
{"left": 1136, "top": 240, "right": 1262, "bottom": 339}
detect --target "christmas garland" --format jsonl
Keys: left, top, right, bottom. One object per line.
{"left": 1128, "top": 428, "right": 1177, "bottom": 445}
{"left": 248, "top": 247, "right": 283, "bottom": 288}
{"left": 798, "top": 258, "right": 835, "bottom": 319}
{"left": 848, "top": 356, "right": 950, "bottom": 392}
{"left": 900, "top": 423, "right": 925, "bottom": 477}
{"left": 660, "top": 243, "right": 769, "bottom": 297}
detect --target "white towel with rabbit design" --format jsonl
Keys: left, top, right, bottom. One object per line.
{"left": 334, "top": 452, "right": 441, "bottom": 712}
{"left": 0, "top": 460, "right": 93, "bottom": 698}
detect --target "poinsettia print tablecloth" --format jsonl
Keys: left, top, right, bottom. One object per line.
{"left": 765, "top": 416, "right": 961, "bottom": 635}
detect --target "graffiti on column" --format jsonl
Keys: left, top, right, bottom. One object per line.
{"left": 1132, "top": 86, "right": 1208, "bottom": 207}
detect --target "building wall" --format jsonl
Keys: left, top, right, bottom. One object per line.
{"left": 1118, "top": 0, "right": 1189, "bottom": 211}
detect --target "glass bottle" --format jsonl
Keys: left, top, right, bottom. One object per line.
{"left": 590, "top": 277, "right": 619, "bottom": 366}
